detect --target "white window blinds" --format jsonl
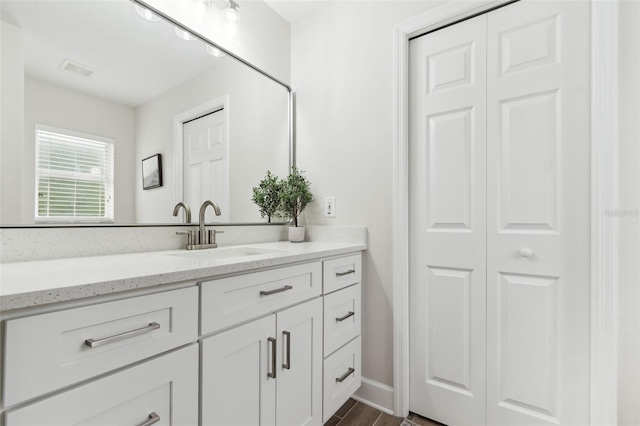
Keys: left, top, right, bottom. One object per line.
{"left": 35, "top": 125, "right": 115, "bottom": 223}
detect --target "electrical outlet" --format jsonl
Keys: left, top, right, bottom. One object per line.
{"left": 324, "top": 196, "right": 336, "bottom": 218}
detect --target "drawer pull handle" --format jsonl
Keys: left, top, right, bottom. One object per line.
{"left": 139, "top": 412, "right": 160, "bottom": 426}
{"left": 268, "top": 337, "right": 277, "bottom": 378}
{"left": 283, "top": 331, "right": 291, "bottom": 370}
{"left": 85, "top": 322, "right": 160, "bottom": 348}
{"left": 336, "top": 269, "right": 356, "bottom": 277}
{"left": 336, "top": 311, "right": 355, "bottom": 322}
{"left": 260, "top": 285, "right": 293, "bottom": 296}
{"left": 336, "top": 367, "right": 355, "bottom": 383}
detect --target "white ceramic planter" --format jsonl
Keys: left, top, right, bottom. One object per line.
{"left": 288, "top": 226, "right": 305, "bottom": 243}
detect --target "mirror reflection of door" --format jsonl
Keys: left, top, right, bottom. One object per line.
{"left": 182, "top": 108, "right": 228, "bottom": 223}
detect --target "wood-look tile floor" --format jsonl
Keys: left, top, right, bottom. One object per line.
{"left": 323, "top": 399, "right": 445, "bottom": 426}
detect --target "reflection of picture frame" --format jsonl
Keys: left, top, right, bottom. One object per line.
{"left": 142, "top": 154, "right": 163, "bottom": 190}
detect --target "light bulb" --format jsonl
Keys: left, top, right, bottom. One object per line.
{"left": 206, "top": 45, "right": 226, "bottom": 57}
{"left": 135, "top": 5, "right": 160, "bottom": 22}
{"left": 175, "top": 27, "right": 196, "bottom": 41}
{"left": 225, "top": 1, "right": 239, "bottom": 23}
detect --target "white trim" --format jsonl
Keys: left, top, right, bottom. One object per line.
{"left": 392, "top": 0, "right": 619, "bottom": 421}
{"left": 352, "top": 378, "right": 394, "bottom": 415}
{"left": 590, "top": 1, "right": 619, "bottom": 425}
{"left": 172, "top": 95, "right": 230, "bottom": 222}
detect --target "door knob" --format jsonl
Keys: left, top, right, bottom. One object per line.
{"left": 520, "top": 248, "right": 533, "bottom": 258}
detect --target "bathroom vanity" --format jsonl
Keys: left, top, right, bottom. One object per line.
{"left": 0, "top": 242, "right": 364, "bottom": 425}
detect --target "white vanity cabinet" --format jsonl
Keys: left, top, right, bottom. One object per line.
{"left": 200, "top": 262, "right": 324, "bottom": 426}
{"left": 2, "top": 287, "right": 200, "bottom": 426}
{"left": 0, "top": 247, "right": 364, "bottom": 426}
{"left": 201, "top": 298, "right": 323, "bottom": 426}
{"left": 321, "top": 254, "right": 363, "bottom": 422}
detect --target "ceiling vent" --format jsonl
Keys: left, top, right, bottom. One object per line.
{"left": 60, "top": 59, "right": 97, "bottom": 78}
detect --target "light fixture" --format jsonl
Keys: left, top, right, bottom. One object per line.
{"left": 175, "top": 27, "right": 196, "bottom": 41}
{"left": 134, "top": 4, "right": 160, "bottom": 22}
{"left": 225, "top": 0, "right": 240, "bottom": 23}
{"left": 206, "top": 45, "right": 226, "bottom": 58}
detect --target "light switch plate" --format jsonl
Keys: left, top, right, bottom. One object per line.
{"left": 324, "top": 197, "right": 336, "bottom": 218}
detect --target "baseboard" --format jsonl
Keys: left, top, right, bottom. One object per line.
{"left": 353, "top": 377, "right": 395, "bottom": 415}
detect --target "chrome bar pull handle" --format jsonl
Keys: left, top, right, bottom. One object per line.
{"left": 138, "top": 412, "right": 160, "bottom": 426}
{"left": 268, "top": 337, "right": 277, "bottom": 378}
{"left": 336, "top": 367, "right": 355, "bottom": 383}
{"left": 85, "top": 322, "right": 160, "bottom": 348}
{"left": 336, "top": 311, "right": 355, "bottom": 322}
{"left": 260, "top": 285, "right": 293, "bottom": 296}
{"left": 282, "top": 331, "right": 291, "bottom": 370}
{"left": 336, "top": 269, "right": 355, "bottom": 277}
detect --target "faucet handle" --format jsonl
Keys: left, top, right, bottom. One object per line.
{"left": 176, "top": 231, "right": 192, "bottom": 246}
{"left": 208, "top": 230, "right": 224, "bottom": 246}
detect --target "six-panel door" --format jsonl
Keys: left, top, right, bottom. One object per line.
{"left": 409, "top": 1, "right": 591, "bottom": 424}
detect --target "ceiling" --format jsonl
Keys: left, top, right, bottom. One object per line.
{"left": 262, "top": 0, "right": 331, "bottom": 24}
{"left": 0, "top": 0, "right": 227, "bottom": 107}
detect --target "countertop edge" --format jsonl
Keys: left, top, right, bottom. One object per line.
{"left": 0, "top": 243, "right": 366, "bottom": 311}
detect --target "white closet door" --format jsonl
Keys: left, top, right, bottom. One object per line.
{"left": 486, "top": 1, "right": 591, "bottom": 425}
{"left": 409, "top": 14, "right": 487, "bottom": 425}
{"left": 183, "top": 110, "right": 228, "bottom": 223}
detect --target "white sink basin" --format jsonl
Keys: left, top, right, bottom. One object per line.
{"left": 167, "top": 246, "right": 284, "bottom": 261}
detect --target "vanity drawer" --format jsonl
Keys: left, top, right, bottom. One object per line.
{"left": 323, "top": 336, "right": 362, "bottom": 423}
{"left": 201, "top": 261, "right": 322, "bottom": 335}
{"left": 5, "top": 345, "right": 198, "bottom": 426}
{"left": 323, "top": 254, "right": 362, "bottom": 294}
{"left": 3, "top": 287, "right": 198, "bottom": 407}
{"left": 324, "top": 283, "right": 361, "bottom": 357}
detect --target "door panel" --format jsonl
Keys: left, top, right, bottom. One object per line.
{"left": 276, "top": 298, "right": 323, "bottom": 426}
{"left": 409, "top": 14, "right": 487, "bottom": 426}
{"left": 486, "top": 1, "right": 590, "bottom": 425}
{"left": 183, "top": 109, "right": 228, "bottom": 222}
{"left": 201, "top": 315, "right": 276, "bottom": 426}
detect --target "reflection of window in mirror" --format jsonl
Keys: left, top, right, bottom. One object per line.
{"left": 35, "top": 124, "right": 114, "bottom": 223}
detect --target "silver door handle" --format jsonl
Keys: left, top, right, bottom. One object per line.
{"left": 336, "top": 269, "right": 355, "bottom": 277}
{"left": 283, "top": 331, "right": 291, "bottom": 370}
{"left": 260, "top": 285, "right": 293, "bottom": 296}
{"left": 85, "top": 322, "right": 160, "bottom": 348}
{"left": 336, "top": 367, "right": 355, "bottom": 383}
{"left": 138, "top": 412, "right": 160, "bottom": 426}
{"left": 268, "top": 337, "right": 277, "bottom": 378}
{"left": 336, "top": 311, "right": 355, "bottom": 322}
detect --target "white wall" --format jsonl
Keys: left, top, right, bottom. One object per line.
{"left": 292, "top": 1, "right": 445, "bottom": 388}
{"left": 23, "top": 78, "right": 137, "bottom": 224}
{"left": 0, "top": 21, "right": 25, "bottom": 224}
{"left": 617, "top": 1, "right": 640, "bottom": 424}
{"left": 1, "top": 20, "right": 136, "bottom": 225}
{"left": 135, "top": 59, "right": 289, "bottom": 223}
{"left": 144, "top": 0, "right": 291, "bottom": 85}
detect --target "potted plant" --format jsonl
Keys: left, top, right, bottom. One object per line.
{"left": 251, "top": 170, "right": 282, "bottom": 223}
{"left": 279, "top": 167, "right": 313, "bottom": 242}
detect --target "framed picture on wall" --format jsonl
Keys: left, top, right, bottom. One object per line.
{"left": 142, "top": 154, "right": 163, "bottom": 190}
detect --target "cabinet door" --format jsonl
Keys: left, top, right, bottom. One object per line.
{"left": 276, "top": 298, "right": 323, "bottom": 426}
{"left": 5, "top": 345, "right": 198, "bottom": 426}
{"left": 201, "top": 315, "right": 276, "bottom": 426}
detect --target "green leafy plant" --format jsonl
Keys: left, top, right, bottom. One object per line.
{"left": 251, "top": 170, "right": 282, "bottom": 223}
{"left": 279, "top": 167, "right": 313, "bottom": 227}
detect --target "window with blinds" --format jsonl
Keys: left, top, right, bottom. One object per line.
{"left": 35, "top": 124, "right": 115, "bottom": 223}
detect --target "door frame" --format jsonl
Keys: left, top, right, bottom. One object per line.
{"left": 391, "top": 1, "right": 619, "bottom": 423}
{"left": 173, "top": 95, "right": 230, "bottom": 222}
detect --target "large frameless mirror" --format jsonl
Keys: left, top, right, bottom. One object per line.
{"left": 0, "top": 0, "right": 291, "bottom": 227}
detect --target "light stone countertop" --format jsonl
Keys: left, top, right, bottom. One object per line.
{"left": 0, "top": 241, "right": 366, "bottom": 311}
